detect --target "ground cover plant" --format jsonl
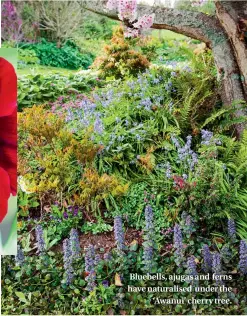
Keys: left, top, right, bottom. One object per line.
{"left": 1, "top": 0, "right": 247, "bottom": 315}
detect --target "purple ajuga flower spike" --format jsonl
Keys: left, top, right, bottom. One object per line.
{"left": 212, "top": 252, "right": 224, "bottom": 286}
{"left": 85, "top": 244, "right": 96, "bottom": 291}
{"left": 202, "top": 244, "right": 212, "bottom": 272}
{"left": 35, "top": 225, "right": 45, "bottom": 254}
{"left": 15, "top": 245, "right": 25, "bottom": 266}
{"left": 69, "top": 228, "right": 81, "bottom": 259}
{"left": 173, "top": 224, "right": 184, "bottom": 267}
{"left": 114, "top": 216, "right": 125, "bottom": 252}
{"left": 143, "top": 205, "right": 156, "bottom": 272}
{"left": 63, "top": 238, "right": 74, "bottom": 285}
{"left": 187, "top": 256, "right": 198, "bottom": 286}
{"left": 227, "top": 218, "right": 236, "bottom": 241}
{"left": 239, "top": 240, "right": 247, "bottom": 275}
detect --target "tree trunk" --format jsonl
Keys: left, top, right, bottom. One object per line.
{"left": 81, "top": 0, "right": 247, "bottom": 137}
{"left": 215, "top": 1, "right": 247, "bottom": 95}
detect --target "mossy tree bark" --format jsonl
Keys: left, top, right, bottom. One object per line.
{"left": 82, "top": 0, "right": 247, "bottom": 137}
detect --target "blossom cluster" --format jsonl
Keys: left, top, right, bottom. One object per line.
{"left": 106, "top": 0, "right": 155, "bottom": 38}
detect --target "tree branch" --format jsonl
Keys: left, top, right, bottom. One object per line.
{"left": 81, "top": 0, "right": 226, "bottom": 47}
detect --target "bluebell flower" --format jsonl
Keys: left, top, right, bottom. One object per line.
{"left": 165, "top": 162, "right": 172, "bottom": 178}
{"left": 94, "top": 117, "right": 104, "bottom": 134}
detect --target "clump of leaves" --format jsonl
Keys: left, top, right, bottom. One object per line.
{"left": 92, "top": 26, "right": 150, "bottom": 79}
{"left": 18, "top": 105, "right": 127, "bottom": 218}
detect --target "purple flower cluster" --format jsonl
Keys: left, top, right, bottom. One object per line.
{"left": 187, "top": 256, "right": 198, "bottom": 286}
{"left": 165, "top": 162, "right": 172, "bottom": 179}
{"left": 202, "top": 244, "right": 212, "bottom": 272}
{"left": 15, "top": 245, "right": 25, "bottom": 266}
{"left": 114, "top": 216, "right": 125, "bottom": 252}
{"left": 138, "top": 97, "right": 152, "bottom": 111}
{"left": 63, "top": 238, "right": 74, "bottom": 285}
{"left": 212, "top": 252, "right": 224, "bottom": 286}
{"left": 239, "top": 240, "right": 247, "bottom": 275}
{"left": 94, "top": 115, "right": 104, "bottom": 134}
{"left": 35, "top": 225, "right": 45, "bottom": 254}
{"left": 173, "top": 224, "right": 184, "bottom": 267}
{"left": 143, "top": 205, "right": 156, "bottom": 272}
{"left": 171, "top": 135, "right": 198, "bottom": 171}
{"left": 85, "top": 245, "right": 97, "bottom": 291}
{"left": 69, "top": 229, "right": 81, "bottom": 259}
{"left": 227, "top": 218, "right": 236, "bottom": 241}
{"left": 201, "top": 129, "right": 221, "bottom": 146}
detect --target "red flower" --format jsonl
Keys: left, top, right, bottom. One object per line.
{"left": 0, "top": 57, "right": 17, "bottom": 222}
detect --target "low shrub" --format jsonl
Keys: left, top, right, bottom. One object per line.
{"left": 19, "top": 39, "right": 95, "bottom": 70}
{"left": 17, "top": 48, "right": 40, "bottom": 68}
{"left": 92, "top": 26, "right": 150, "bottom": 79}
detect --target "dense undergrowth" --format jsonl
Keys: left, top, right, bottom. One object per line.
{"left": 2, "top": 21, "right": 247, "bottom": 316}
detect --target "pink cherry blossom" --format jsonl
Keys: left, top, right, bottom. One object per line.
{"left": 124, "top": 27, "right": 140, "bottom": 38}
{"left": 118, "top": 0, "right": 137, "bottom": 22}
{"left": 133, "top": 14, "right": 155, "bottom": 29}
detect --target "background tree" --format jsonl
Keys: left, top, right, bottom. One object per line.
{"left": 38, "top": 1, "right": 82, "bottom": 47}
{"left": 82, "top": 0, "right": 247, "bottom": 138}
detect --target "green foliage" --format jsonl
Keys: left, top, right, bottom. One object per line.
{"left": 18, "top": 72, "right": 101, "bottom": 110}
{"left": 2, "top": 213, "right": 247, "bottom": 315}
{"left": 18, "top": 105, "right": 128, "bottom": 220}
{"left": 19, "top": 39, "right": 94, "bottom": 70}
{"left": 79, "top": 13, "right": 118, "bottom": 40}
{"left": 18, "top": 48, "right": 40, "bottom": 68}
